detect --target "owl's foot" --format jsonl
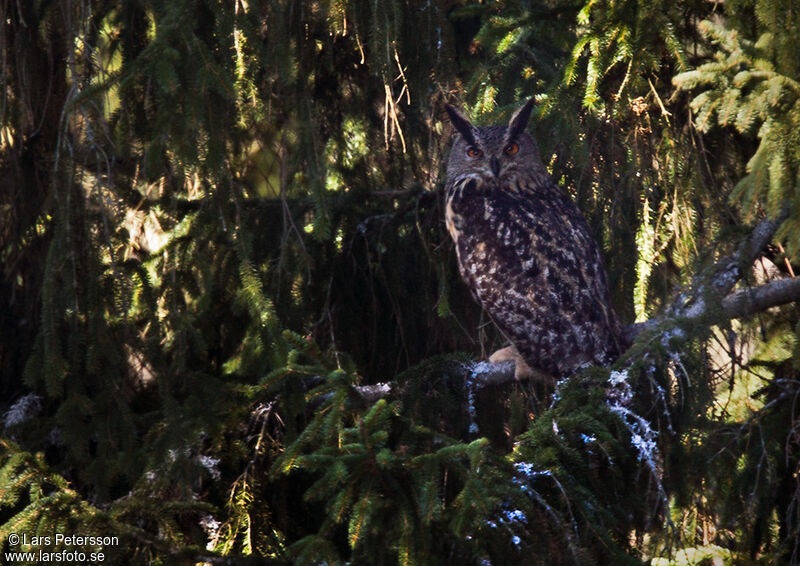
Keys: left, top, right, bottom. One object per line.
{"left": 488, "top": 345, "right": 535, "bottom": 381}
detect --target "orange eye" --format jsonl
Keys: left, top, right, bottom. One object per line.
{"left": 504, "top": 142, "right": 519, "bottom": 155}
{"left": 466, "top": 147, "right": 483, "bottom": 158}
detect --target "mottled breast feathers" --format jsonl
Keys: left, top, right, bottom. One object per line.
{"left": 444, "top": 100, "right": 623, "bottom": 377}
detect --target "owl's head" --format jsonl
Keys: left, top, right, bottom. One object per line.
{"left": 444, "top": 99, "right": 545, "bottom": 185}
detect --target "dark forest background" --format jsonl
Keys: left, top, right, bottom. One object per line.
{"left": 2, "top": 0, "right": 800, "bottom": 564}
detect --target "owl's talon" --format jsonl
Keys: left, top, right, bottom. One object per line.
{"left": 488, "top": 346, "right": 535, "bottom": 381}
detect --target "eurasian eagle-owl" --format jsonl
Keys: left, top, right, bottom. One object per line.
{"left": 444, "top": 99, "right": 623, "bottom": 378}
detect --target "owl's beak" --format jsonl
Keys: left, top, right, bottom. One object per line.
{"left": 490, "top": 156, "right": 500, "bottom": 177}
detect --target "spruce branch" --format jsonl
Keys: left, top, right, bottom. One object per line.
{"left": 720, "top": 276, "right": 800, "bottom": 319}
{"left": 346, "top": 212, "right": 798, "bottom": 398}
{"left": 344, "top": 277, "right": 800, "bottom": 401}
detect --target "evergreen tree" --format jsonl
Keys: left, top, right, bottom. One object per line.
{"left": 1, "top": 0, "right": 799, "bottom": 564}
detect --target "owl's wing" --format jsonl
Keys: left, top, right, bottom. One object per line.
{"left": 498, "top": 189, "right": 622, "bottom": 368}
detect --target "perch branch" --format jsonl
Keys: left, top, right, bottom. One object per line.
{"left": 349, "top": 268, "right": 800, "bottom": 400}
{"left": 345, "top": 212, "right": 798, "bottom": 401}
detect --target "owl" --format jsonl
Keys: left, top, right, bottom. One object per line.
{"left": 444, "top": 99, "right": 623, "bottom": 378}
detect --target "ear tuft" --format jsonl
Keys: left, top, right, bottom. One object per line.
{"left": 506, "top": 98, "right": 536, "bottom": 142}
{"left": 445, "top": 104, "right": 479, "bottom": 148}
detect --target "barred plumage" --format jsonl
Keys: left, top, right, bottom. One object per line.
{"left": 444, "top": 100, "right": 623, "bottom": 377}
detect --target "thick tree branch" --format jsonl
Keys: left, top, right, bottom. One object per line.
{"left": 346, "top": 212, "right": 797, "bottom": 401}
{"left": 722, "top": 276, "right": 800, "bottom": 319}
{"left": 670, "top": 211, "right": 788, "bottom": 320}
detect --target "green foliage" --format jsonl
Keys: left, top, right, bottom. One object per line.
{"left": 274, "top": 388, "right": 494, "bottom": 564}
{"left": 566, "top": 0, "right": 687, "bottom": 115}
{"left": 1, "top": 0, "right": 799, "bottom": 564}
{"left": 0, "top": 438, "right": 215, "bottom": 564}
{"left": 509, "top": 369, "right": 656, "bottom": 566}
{"left": 674, "top": 16, "right": 800, "bottom": 257}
